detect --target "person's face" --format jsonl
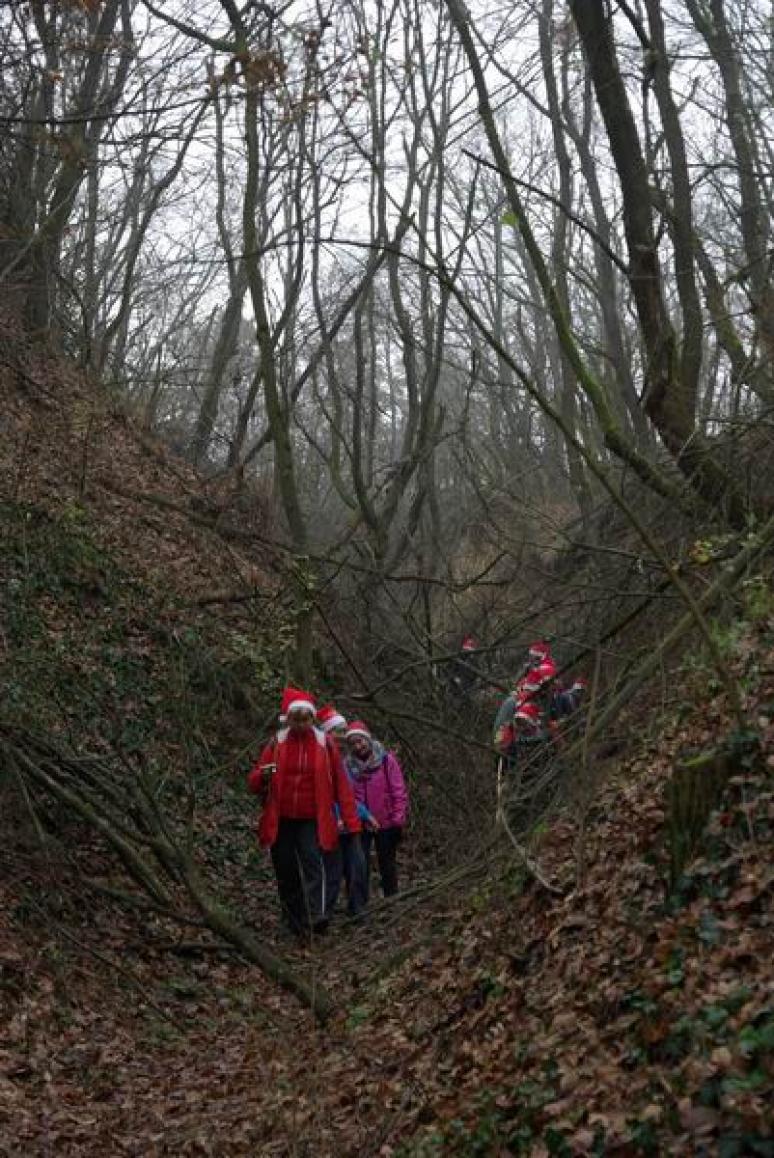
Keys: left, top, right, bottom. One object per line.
{"left": 331, "top": 724, "right": 347, "bottom": 740}
{"left": 288, "top": 708, "right": 314, "bottom": 731}
{"left": 349, "top": 735, "right": 371, "bottom": 759}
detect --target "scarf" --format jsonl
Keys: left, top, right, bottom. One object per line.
{"left": 349, "top": 739, "right": 386, "bottom": 778}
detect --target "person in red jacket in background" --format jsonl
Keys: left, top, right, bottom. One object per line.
{"left": 247, "top": 686, "right": 361, "bottom": 937}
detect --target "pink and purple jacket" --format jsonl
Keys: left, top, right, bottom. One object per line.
{"left": 347, "top": 743, "right": 408, "bottom": 829}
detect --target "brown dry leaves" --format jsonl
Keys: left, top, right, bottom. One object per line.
{"left": 1, "top": 306, "right": 773, "bottom": 1155}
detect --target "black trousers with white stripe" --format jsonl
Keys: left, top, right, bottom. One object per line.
{"left": 270, "top": 818, "right": 327, "bottom": 933}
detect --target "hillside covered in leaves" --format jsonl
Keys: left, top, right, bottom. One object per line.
{"left": 1, "top": 315, "right": 774, "bottom": 1157}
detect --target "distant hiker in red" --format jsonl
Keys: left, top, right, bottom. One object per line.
{"left": 247, "top": 687, "right": 361, "bottom": 937}
{"left": 493, "top": 694, "right": 552, "bottom": 760}
{"left": 527, "top": 639, "right": 551, "bottom": 664}
{"left": 344, "top": 721, "right": 408, "bottom": 900}
{"left": 494, "top": 641, "right": 557, "bottom": 762}
{"left": 517, "top": 641, "right": 557, "bottom": 693}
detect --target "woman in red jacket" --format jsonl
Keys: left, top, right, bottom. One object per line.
{"left": 247, "top": 686, "right": 361, "bottom": 937}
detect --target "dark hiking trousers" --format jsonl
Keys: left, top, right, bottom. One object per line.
{"left": 341, "top": 832, "right": 368, "bottom": 915}
{"left": 362, "top": 826, "right": 401, "bottom": 899}
{"left": 270, "top": 818, "right": 327, "bottom": 934}
{"left": 324, "top": 833, "right": 368, "bottom": 917}
{"left": 324, "top": 846, "right": 343, "bottom": 913}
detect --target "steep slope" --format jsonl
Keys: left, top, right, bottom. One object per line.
{"left": 0, "top": 303, "right": 273, "bottom": 599}
{"left": 2, "top": 611, "right": 773, "bottom": 1156}
{"left": 0, "top": 302, "right": 291, "bottom": 751}
{"left": 1, "top": 308, "right": 773, "bottom": 1155}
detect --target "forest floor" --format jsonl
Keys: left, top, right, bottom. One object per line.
{"left": 2, "top": 620, "right": 773, "bottom": 1156}
{"left": 1, "top": 311, "right": 773, "bottom": 1155}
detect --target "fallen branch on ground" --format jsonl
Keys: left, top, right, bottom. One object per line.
{"left": 0, "top": 726, "right": 334, "bottom": 1023}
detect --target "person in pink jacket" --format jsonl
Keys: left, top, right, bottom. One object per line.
{"left": 344, "top": 720, "right": 408, "bottom": 899}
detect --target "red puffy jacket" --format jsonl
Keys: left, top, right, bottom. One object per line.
{"left": 247, "top": 726, "right": 360, "bottom": 852}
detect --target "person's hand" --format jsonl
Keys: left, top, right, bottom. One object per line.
{"left": 366, "top": 817, "right": 380, "bottom": 832}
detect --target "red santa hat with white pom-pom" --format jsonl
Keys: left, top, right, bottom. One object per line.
{"left": 280, "top": 685, "right": 316, "bottom": 717}
{"left": 528, "top": 640, "right": 552, "bottom": 661}
{"left": 514, "top": 700, "right": 542, "bottom": 725}
{"left": 345, "top": 720, "right": 372, "bottom": 741}
{"left": 520, "top": 659, "right": 557, "bottom": 693}
{"left": 317, "top": 704, "right": 347, "bottom": 733}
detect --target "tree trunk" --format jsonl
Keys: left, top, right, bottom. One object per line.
{"left": 569, "top": 0, "right": 750, "bottom": 527}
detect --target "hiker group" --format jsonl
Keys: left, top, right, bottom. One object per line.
{"left": 493, "top": 640, "right": 586, "bottom": 763}
{"left": 247, "top": 687, "right": 408, "bottom": 940}
{"left": 247, "top": 643, "right": 584, "bottom": 941}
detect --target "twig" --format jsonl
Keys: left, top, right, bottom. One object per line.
{"left": 80, "top": 878, "right": 208, "bottom": 928}
{"left": 560, "top": 511, "right": 774, "bottom": 761}
{"left": 22, "top": 895, "right": 185, "bottom": 1030}
{"left": 499, "top": 814, "right": 563, "bottom": 895}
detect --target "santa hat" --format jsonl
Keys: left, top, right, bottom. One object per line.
{"left": 570, "top": 678, "right": 587, "bottom": 694}
{"left": 521, "top": 660, "right": 557, "bottom": 692}
{"left": 528, "top": 640, "right": 551, "bottom": 660}
{"left": 345, "top": 720, "right": 372, "bottom": 741}
{"left": 514, "top": 700, "right": 542, "bottom": 723}
{"left": 318, "top": 704, "right": 347, "bottom": 733}
{"left": 461, "top": 635, "right": 478, "bottom": 651}
{"left": 280, "top": 685, "right": 316, "bottom": 717}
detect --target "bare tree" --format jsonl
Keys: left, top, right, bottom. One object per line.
{"left": 568, "top": 0, "right": 749, "bottom": 524}
{"left": 0, "top": 0, "right": 135, "bottom": 335}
